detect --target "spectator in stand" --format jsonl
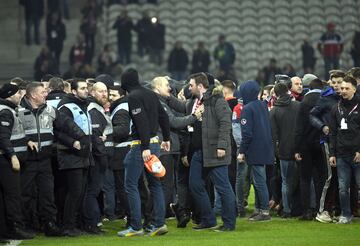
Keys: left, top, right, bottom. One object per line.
{"left": 318, "top": 22, "right": 343, "bottom": 80}
{"left": 97, "top": 44, "right": 118, "bottom": 75}
{"left": 283, "top": 63, "right": 296, "bottom": 78}
{"left": 167, "top": 41, "right": 189, "bottom": 81}
{"left": 294, "top": 77, "right": 326, "bottom": 220}
{"left": 46, "top": 11, "right": 66, "bottom": 71}
{"left": 302, "top": 38, "right": 316, "bottom": 74}
{"left": 80, "top": 13, "right": 97, "bottom": 64}
{"left": 148, "top": 17, "right": 165, "bottom": 65}
{"left": 69, "top": 35, "right": 87, "bottom": 67}
{"left": 350, "top": 31, "right": 360, "bottom": 67}
{"left": 191, "top": 42, "right": 210, "bottom": 74}
{"left": 290, "top": 77, "right": 304, "bottom": 102}
{"left": 135, "top": 12, "right": 151, "bottom": 57}
{"left": 214, "top": 35, "right": 235, "bottom": 80}
{"left": 112, "top": 11, "right": 133, "bottom": 65}
{"left": 34, "top": 46, "right": 57, "bottom": 81}
{"left": 20, "top": 0, "right": 44, "bottom": 45}
{"left": 270, "top": 82, "right": 300, "bottom": 218}
{"left": 309, "top": 70, "right": 344, "bottom": 223}
{"left": 329, "top": 76, "right": 360, "bottom": 224}
{"left": 262, "top": 59, "right": 282, "bottom": 86}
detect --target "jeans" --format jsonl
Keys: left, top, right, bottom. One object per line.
{"left": 235, "top": 161, "right": 248, "bottom": 213}
{"left": 124, "top": 143, "right": 163, "bottom": 230}
{"left": 337, "top": 156, "right": 360, "bottom": 218}
{"left": 279, "top": 160, "right": 297, "bottom": 214}
{"left": 189, "top": 151, "right": 236, "bottom": 229}
{"left": 102, "top": 167, "right": 116, "bottom": 220}
{"left": 251, "top": 164, "right": 270, "bottom": 211}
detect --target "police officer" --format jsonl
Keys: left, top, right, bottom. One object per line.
{"left": 19, "top": 82, "right": 86, "bottom": 236}
{"left": 0, "top": 83, "right": 34, "bottom": 240}
{"left": 83, "top": 82, "right": 114, "bottom": 234}
{"left": 57, "top": 78, "right": 92, "bottom": 236}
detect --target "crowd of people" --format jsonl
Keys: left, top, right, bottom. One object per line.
{"left": 0, "top": 63, "right": 360, "bottom": 242}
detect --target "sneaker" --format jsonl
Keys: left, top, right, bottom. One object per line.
{"left": 316, "top": 211, "right": 332, "bottom": 223}
{"left": 248, "top": 210, "right": 260, "bottom": 219}
{"left": 7, "top": 225, "right": 35, "bottom": 240}
{"left": 83, "top": 225, "right": 104, "bottom": 235}
{"left": 336, "top": 216, "right": 352, "bottom": 224}
{"left": 249, "top": 213, "right": 271, "bottom": 222}
{"left": 145, "top": 224, "right": 168, "bottom": 236}
{"left": 281, "top": 212, "right": 291, "bottom": 219}
{"left": 97, "top": 222, "right": 103, "bottom": 227}
{"left": 213, "top": 225, "right": 235, "bottom": 232}
{"left": 192, "top": 223, "right": 217, "bottom": 230}
{"left": 44, "top": 222, "right": 64, "bottom": 237}
{"left": 238, "top": 211, "right": 246, "bottom": 218}
{"left": 63, "top": 228, "right": 82, "bottom": 237}
{"left": 117, "top": 227, "right": 144, "bottom": 237}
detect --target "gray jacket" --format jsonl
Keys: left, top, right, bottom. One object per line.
{"left": 168, "top": 86, "right": 232, "bottom": 167}
{"left": 157, "top": 94, "right": 197, "bottom": 156}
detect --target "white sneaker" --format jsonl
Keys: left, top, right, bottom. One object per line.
{"left": 316, "top": 211, "right": 332, "bottom": 223}
{"left": 336, "top": 216, "right": 352, "bottom": 224}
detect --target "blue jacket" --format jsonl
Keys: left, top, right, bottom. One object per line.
{"left": 238, "top": 81, "right": 274, "bottom": 165}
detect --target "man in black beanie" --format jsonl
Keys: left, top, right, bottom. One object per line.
{"left": 117, "top": 68, "right": 171, "bottom": 237}
{"left": 0, "top": 83, "right": 34, "bottom": 240}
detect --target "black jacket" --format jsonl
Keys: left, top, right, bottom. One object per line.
{"left": 122, "top": 81, "right": 170, "bottom": 151}
{"left": 46, "top": 20, "right": 66, "bottom": 52}
{"left": 191, "top": 49, "right": 210, "bottom": 73}
{"left": 57, "top": 94, "right": 92, "bottom": 169}
{"left": 110, "top": 97, "right": 131, "bottom": 170}
{"left": 309, "top": 87, "right": 340, "bottom": 142}
{"left": 294, "top": 89, "right": 322, "bottom": 153}
{"left": 329, "top": 95, "right": 360, "bottom": 157}
{"left": 270, "top": 94, "right": 300, "bottom": 160}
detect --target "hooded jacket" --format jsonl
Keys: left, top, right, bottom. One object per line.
{"left": 270, "top": 94, "right": 300, "bottom": 160}
{"left": 121, "top": 71, "right": 170, "bottom": 151}
{"left": 57, "top": 94, "right": 92, "bottom": 169}
{"left": 239, "top": 81, "right": 274, "bottom": 165}
{"left": 167, "top": 85, "right": 232, "bottom": 167}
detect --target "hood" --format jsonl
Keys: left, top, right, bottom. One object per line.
{"left": 274, "top": 94, "right": 292, "bottom": 107}
{"left": 239, "top": 80, "right": 260, "bottom": 105}
{"left": 109, "top": 96, "right": 128, "bottom": 114}
{"left": 121, "top": 68, "right": 141, "bottom": 92}
{"left": 203, "top": 85, "right": 223, "bottom": 100}
{"left": 58, "top": 93, "right": 89, "bottom": 110}
{"left": 321, "top": 86, "right": 339, "bottom": 98}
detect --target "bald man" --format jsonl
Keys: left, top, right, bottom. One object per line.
{"left": 82, "top": 82, "right": 114, "bottom": 234}
{"left": 290, "top": 76, "right": 304, "bottom": 101}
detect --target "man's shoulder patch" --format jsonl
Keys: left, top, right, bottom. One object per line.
{"left": 131, "top": 108, "right": 141, "bottom": 115}
{"left": 240, "top": 119, "right": 247, "bottom": 125}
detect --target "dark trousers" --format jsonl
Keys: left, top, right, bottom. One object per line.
{"left": 0, "top": 159, "right": 23, "bottom": 228}
{"left": 21, "top": 159, "right": 57, "bottom": 225}
{"left": 83, "top": 162, "right": 105, "bottom": 227}
{"left": 25, "top": 16, "right": 40, "bottom": 45}
{"left": 299, "top": 145, "right": 326, "bottom": 214}
{"left": 62, "top": 168, "right": 88, "bottom": 229}
{"left": 160, "top": 154, "right": 176, "bottom": 216}
{"left": 0, "top": 185, "right": 7, "bottom": 237}
{"left": 177, "top": 158, "right": 191, "bottom": 216}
